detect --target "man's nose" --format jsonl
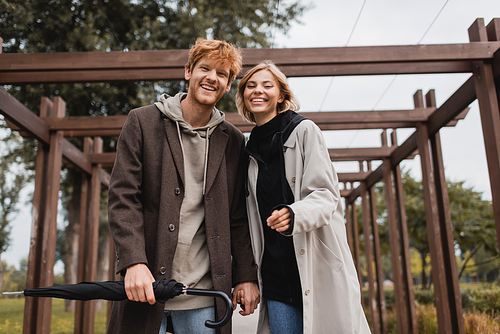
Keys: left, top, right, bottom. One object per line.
{"left": 206, "top": 69, "right": 217, "bottom": 81}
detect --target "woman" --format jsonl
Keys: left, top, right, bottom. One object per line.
{"left": 236, "top": 60, "right": 371, "bottom": 334}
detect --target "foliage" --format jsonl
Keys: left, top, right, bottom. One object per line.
{"left": 1, "top": 259, "right": 27, "bottom": 293}
{"left": 371, "top": 169, "right": 497, "bottom": 286}
{"left": 0, "top": 120, "right": 33, "bottom": 255}
{"left": 464, "top": 310, "right": 500, "bottom": 334}
{"left": 461, "top": 286, "right": 500, "bottom": 313}
{"left": 0, "top": 0, "right": 308, "bottom": 289}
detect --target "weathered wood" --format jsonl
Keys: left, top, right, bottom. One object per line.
{"left": 37, "top": 97, "right": 66, "bottom": 334}
{"left": 338, "top": 172, "right": 369, "bottom": 183}
{"left": 351, "top": 201, "right": 363, "bottom": 306}
{"left": 369, "top": 184, "right": 387, "bottom": 334}
{"left": 360, "top": 182, "right": 378, "bottom": 334}
{"left": 344, "top": 201, "right": 354, "bottom": 264}
{"left": 382, "top": 158, "right": 408, "bottom": 334}
{"left": 470, "top": 18, "right": 500, "bottom": 261}
{"left": 75, "top": 138, "right": 92, "bottom": 334}
{"left": 1, "top": 43, "right": 499, "bottom": 84}
{"left": 416, "top": 122, "right": 452, "bottom": 334}
{"left": 430, "top": 130, "right": 466, "bottom": 334}
{"left": 391, "top": 131, "right": 417, "bottom": 334}
{"left": 83, "top": 137, "right": 103, "bottom": 334}
{"left": 23, "top": 97, "right": 52, "bottom": 334}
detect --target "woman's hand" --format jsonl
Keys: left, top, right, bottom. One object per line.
{"left": 267, "top": 207, "right": 291, "bottom": 233}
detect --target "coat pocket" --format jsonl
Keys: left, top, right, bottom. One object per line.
{"left": 312, "top": 233, "right": 343, "bottom": 272}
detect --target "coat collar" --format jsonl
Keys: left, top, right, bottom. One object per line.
{"left": 164, "top": 117, "right": 228, "bottom": 193}
{"left": 204, "top": 122, "right": 228, "bottom": 195}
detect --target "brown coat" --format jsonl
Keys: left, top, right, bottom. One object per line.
{"left": 107, "top": 105, "right": 257, "bottom": 334}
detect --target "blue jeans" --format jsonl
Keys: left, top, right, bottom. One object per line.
{"left": 158, "top": 307, "right": 216, "bottom": 334}
{"left": 267, "top": 299, "right": 303, "bottom": 334}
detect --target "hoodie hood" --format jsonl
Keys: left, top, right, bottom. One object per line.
{"left": 154, "top": 92, "right": 225, "bottom": 132}
{"left": 154, "top": 92, "right": 225, "bottom": 196}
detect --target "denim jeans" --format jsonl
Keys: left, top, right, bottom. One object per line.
{"left": 158, "top": 306, "right": 216, "bottom": 334}
{"left": 267, "top": 299, "right": 303, "bottom": 334}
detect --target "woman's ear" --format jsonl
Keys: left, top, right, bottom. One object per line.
{"left": 278, "top": 93, "right": 285, "bottom": 104}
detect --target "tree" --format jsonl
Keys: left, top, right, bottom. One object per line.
{"left": 0, "top": 119, "right": 33, "bottom": 292}
{"left": 0, "top": 0, "right": 307, "bottom": 310}
{"left": 402, "top": 170, "right": 497, "bottom": 287}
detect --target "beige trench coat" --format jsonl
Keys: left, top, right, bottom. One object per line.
{"left": 246, "top": 120, "right": 371, "bottom": 334}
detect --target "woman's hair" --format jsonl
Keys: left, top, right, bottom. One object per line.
{"left": 236, "top": 60, "right": 300, "bottom": 124}
{"left": 185, "top": 38, "right": 242, "bottom": 84}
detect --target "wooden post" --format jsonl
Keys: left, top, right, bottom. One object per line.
{"left": 83, "top": 137, "right": 103, "bottom": 334}
{"left": 361, "top": 181, "right": 378, "bottom": 333}
{"left": 367, "top": 163, "right": 387, "bottom": 333}
{"left": 351, "top": 201, "right": 364, "bottom": 306}
{"left": 75, "top": 138, "right": 93, "bottom": 334}
{"left": 470, "top": 18, "right": 500, "bottom": 260}
{"left": 23, "top": 98, "right": 52, "bottom": 334}
{"left": 391, "top": 130, "right": 417, "bottom": 334}
{"left": 345, "top": 198, "right": 354, "bottom": 254}
{"left": 426, "top": 90, "right": 465, "bottom": 334}
{"left": 35, "top": 97, "right": 65, "bottom": 334}
{"left": 382, "top": 159, "right": 407, "bottom": 334}
{"left": 416, "top": 122, "right": 454, "bottom": 334}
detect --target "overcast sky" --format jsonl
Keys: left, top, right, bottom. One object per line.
{"left": 3, "top": 0, "right": 500, "bottom": 270}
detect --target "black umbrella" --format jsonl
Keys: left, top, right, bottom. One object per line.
{"left": 3, "top": 279, "right": 232, "bottom": 329}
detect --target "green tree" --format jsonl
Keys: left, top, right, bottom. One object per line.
{"left": 0, "top": 119, "right": 33, "bottom": 292}
{"left": 0, "top": 0, "right": 307, "bottom": 310}
{"left": 402, "top": 170, "right": 497, "bottom": 286}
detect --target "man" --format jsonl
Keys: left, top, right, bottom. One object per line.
{"left": 107, "top": 38, "right": 259, "bottom": 334}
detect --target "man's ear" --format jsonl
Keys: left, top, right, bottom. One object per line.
{"left": 225, "top": 81, "right": 232, "bottom": 93}
{"left": 185, "top": 67, "right": 191, "bottom": 81}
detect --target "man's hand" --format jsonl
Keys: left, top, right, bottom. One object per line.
{"left": 124, "top": 263, "right": 156, "bottom": 305}
{"left": 232, "top": 281, "right": 260, "bottom": 316}
{"left": 267, "top": 207, "right": 291, "bottom": 233}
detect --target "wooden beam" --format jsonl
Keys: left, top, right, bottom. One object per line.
{"left": 23, "top": 97, "right": 51, "bottom": 334}
{"left": 369, "top": 185, "right": 387, "bottom": 334}
{"left": 1, "top": 42, "right": 499, "bottom": 83}
{"left": 83, "top": 137, "right": 103, "bottom": 334}
{"left": 360, "top": 182, "right": 378, "bottom": 334}
{"left": 36, "top": 96, "right": 66, "bottom": 334}
{"left": 391, "top": 132, "right": 417, "bottom": 334}
{"left": 469, "top": 17, "right": 500, "bottom": 266}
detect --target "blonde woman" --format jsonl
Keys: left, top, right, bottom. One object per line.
{"left": 236, "top": 60, "right": 370, "bottom": 334}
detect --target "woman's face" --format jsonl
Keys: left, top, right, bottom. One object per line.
{"left": 243, "top": 70, "right": 284, "bottom": 126}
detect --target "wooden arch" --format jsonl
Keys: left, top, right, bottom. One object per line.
{"left": 0, "top": 17, "right": 499, "bottom": 334}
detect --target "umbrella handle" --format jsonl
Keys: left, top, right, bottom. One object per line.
{"left": 184, "top": 288, "right": 233, "bottom": 329}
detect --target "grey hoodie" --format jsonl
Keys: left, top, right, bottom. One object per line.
{"left": 155, "top": 92, "right": 224, "bottom": 310}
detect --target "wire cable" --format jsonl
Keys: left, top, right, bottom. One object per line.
{"left": 318, "top": 0, "right": 367, "bottom": 111}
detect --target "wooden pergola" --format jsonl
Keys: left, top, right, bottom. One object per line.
{"left": 0, "top": 17, "right": 499, "bottom": 334}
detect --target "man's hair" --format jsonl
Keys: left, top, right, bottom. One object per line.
{"left": 236, "top": 60, "right": 300, "bottom": 124}
{"left": 185, "top": 38, "right": 242, "bottom": 84}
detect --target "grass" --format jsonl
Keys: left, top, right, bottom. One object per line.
{"left": 0, "top": 298, "right": 108, "bottom": 334}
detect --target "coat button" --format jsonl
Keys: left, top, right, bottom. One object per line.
{"left": 299, "top": 249, "right": 305, "bottom": 255}
{"left": 305, "top": 289, "right": 310, "bottom": 296}
{"left": 175, "top": 188, "right": 181, "bottom": 195}
{"left": 160, "top": 267, "right": 166, "bottom": 275}
{"left": 291, "top": 176, "right": 296, "bottom": 182}
{"left": 168, "top": 224, "right": 175, "bottom": 232}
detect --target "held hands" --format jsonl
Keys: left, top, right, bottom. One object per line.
{"left": 124, "top": 263, "right": 156, "bottom": 305}
{"left": 232, "top": 282, "right": 260, "bottom": 316}
{"left": 267, "top": 207, "right": 291, "bottom": 233}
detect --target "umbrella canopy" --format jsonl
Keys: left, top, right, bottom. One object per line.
{"left": 4, "top": 279, "right": 232, "bottom": 329}
{"left": 20, "top": 279, "right": 183, "bottom": 303}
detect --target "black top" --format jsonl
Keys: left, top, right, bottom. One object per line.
{"left": 245, "top": 110, "right": 305, "bottom": 306}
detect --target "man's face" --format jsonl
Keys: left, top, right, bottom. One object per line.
{"left": 185, "top": 57, "right": 232, "bottom": 107}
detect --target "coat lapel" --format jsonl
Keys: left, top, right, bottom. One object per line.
{"left": 205, "top": 123, "right": 228, "bottom": 194}
{"left": 164, "top": 119, "right": 185, "bottom": 186}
